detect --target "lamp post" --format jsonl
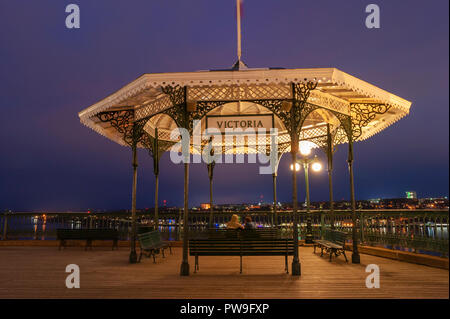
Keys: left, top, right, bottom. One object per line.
{"left": 290, "top": 142, "right": 322, "bottom": 244}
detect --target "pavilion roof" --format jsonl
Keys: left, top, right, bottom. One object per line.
{"left": 78, "top": 67, "right": 411, "bottom": 149}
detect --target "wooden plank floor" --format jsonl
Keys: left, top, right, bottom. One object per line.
{"left": 0, "top": 246, "right": 447, "bottom": 299}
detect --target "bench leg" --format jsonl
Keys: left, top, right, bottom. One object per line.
{"left": 320, "top": 246, "right": 324, "bottom": 257}
{"left": 313, "top": 244, "right": 316, "bottom": 254}
{"left": 285, "top": 255, "right": 288, "bottom": 274}
{"left": 162, "top": 248, "right": 165, "bottom": 258}
{"left": 342, "top": 249, "right": 348, "bottom": 262}
{"left": 138, "top": 250, "right": 143, "bottom": 263}
{"left": 240, "top": 256, "right": 242, "bottom": 274}
{"left": 169, "top": 245, "right": 172, "bottom": 255}
{"left": 329, "top": 249, "right": 333, "bottom": 262}
{"left": 152, "top": 251, "right": 156, "bottom": 263}
{"left": 195, "top": 256, "right": 199, "bottom": 273}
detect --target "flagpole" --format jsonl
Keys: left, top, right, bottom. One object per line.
{"left": 236, "top": 0, "right": 242, "bottom": 62}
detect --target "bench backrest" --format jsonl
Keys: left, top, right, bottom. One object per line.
{"left": 56, "top": 229, "right": 119, "bottom": 240}
{"left": 240, "top": 229, "right": 279, "bottom": 240}
{"left": 323, "top": 229, "right": 347, "bottom": 246}
{"left": 138, "top": 230, "right": 163, "bottom": 249}
{"left": 207, "top": 229, "right": 240, "bottom": 239}
{"left": 189, "top": 237, "right": 294, "bottom": 256}
{"left": 138, "top": 231, "right": 155, "bottom": 249}
{"left": 190, "top": 239, "right": 242, "bottom": 255}
{"left": 207, "top": 228, "right": 280, "bottom": 240}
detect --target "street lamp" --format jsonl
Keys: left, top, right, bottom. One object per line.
{"left": 311, "top": 162, "right": 322, "bottom": 172}
{"left": 290, "top": 142, "right": 322, "bottom": 244}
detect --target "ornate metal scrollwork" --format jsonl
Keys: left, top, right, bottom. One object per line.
{"left": 292, "top": 81, "right": 319, "bottom": 137}
{"left": 328, "top": 112, "right": 353, "bottom": 142}
{"left": 160, "top": 85, "right": 187, "bottom": 129}
{"left": 192, "top": 101, "right": 228, "bottom": 121}
{"left": 140, "top": 131, "right": 176, "bottom": 175}
{"left": 250, "top": 81, "right": 319, "bottom": 153}
{"left": 256, "top": 82, "right": 319, "bottom": 138}
{"left": 141, "top": 132, "right": 175, "bottom": 157}
{"left": 278, "top": 142, "right": 291, "bottom": 156}
{"left": 140, "top": 132, "right": 157, "bottom": 156}
{"left": 305, "top": 128, "right": 343, "bottom": 160}
{"left": 161, "top": 85, "right": 185, "bottom": 106}
{"left": 251, "top": 99, "right": 290, "bottom": 130}
{"left": 323, "top": 103, "right": 390, "bottom": 142}
{"left": 293, "top": 81, "right": 318, "bottom": 102}
{"left": 350, "top": 103, "right": 391, "bottom": 139}
{"left": 97, "top": 109, "right": 134, "bottom": 137}
{"left": 162, "top": 85, "right": 242, "bottom": 133}
{"left": 97, "top": 110, "right": 148, "bottom": 147}
{"left": 306, "top": 134, "right": 328, "bottom": 152}
{"left": 332, "top": 126, "right": 349, "bottom": 146}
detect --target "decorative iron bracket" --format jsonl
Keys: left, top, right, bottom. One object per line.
{"left": 161, "top": 85, "right": 188, "bottom": 130}
{"left": 96, "top": 109, "right": 148, "bottom": 147}
{"left": 140, "top": 130, "right": 175, "bottom": 175}
{"left": 350, "top": 103, "right": 391, "bottom": 139}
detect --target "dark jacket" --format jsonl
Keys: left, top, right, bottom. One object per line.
{"left": 244, "top": 222, "right": 257, "bottom": 229}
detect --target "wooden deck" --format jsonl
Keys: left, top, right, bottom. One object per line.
{"left": 0, "top": 246, "right": 447, "bottom": 299}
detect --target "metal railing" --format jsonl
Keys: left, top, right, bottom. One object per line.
{"left": 1, "top": 209, "right": 448, "bottom": 257}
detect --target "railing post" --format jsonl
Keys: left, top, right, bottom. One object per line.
{"left": 2, "top": 212, "right": 8, "bottom": 240}
{"left": 360, "top": 211, "right": 364, "bottom": 244}
{"left": 178, "top": 208, "right": 182, "bottom": 241}
{"left": 320, "top": 210, "right": 325, "bottom": 239}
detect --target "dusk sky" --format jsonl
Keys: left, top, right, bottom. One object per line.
{"left": 0, "top": 0, "right": 448, "bottom": 211}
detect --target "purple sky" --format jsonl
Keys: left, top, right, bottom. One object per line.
{"left": 0, "top": 0, "right": 448, "bottom": 211}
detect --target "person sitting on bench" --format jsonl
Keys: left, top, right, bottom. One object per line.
{"left": 226, "top": 214, "right": 244, "bottom": 230}
{"left": 243, "top": 216, "right": 257, "bottom": 229}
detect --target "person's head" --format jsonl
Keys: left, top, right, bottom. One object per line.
{"left": 230, "top": 214, "right": 239, "bottom": 223}
{"left": 244, "top": 216, "right": 252, "bottom": 224}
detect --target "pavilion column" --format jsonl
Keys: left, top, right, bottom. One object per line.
{"left": 348, "top": 137, "right": 360, "bottom": 264}
{"left": 208, "top": 162, "right": 214, "bottom": 228}
{"left": 94, "top": 109, "right": 146, "bottom": 264}
{"left": 153, "top": 128, "right": 160, "bottom": 231}
{"left": 154, "top": 173, "right": 159, "bottom": 229}
{"left": 287, "top": 81, "right": 318, "bottom": 276}
{"left": 180, "top": 162, "right": 190, "bottom": 275}
{"left": 129, "top": 144, "right": 138, "bottom": 264}
{"left": 180, "top": 86, "right": 190, "bottom": 276}
{"left": 272, "top": 172, "right": 278, "bottom": 227}
{"left": 326, "top": 124, "right": 335, "bottom": 229}
{"left": 291, "top": 133, "right": 301, "bottom": 276}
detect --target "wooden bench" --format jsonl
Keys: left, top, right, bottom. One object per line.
{"left": 205, "top": 228, "right": 279, "bottom": 239}
{"left": 137, "top": 231, "right": 172, "bottom": 263}
{"left": 56, "top": 229, "right": 119, "bottom": 250}
{"left": 189, "top": 230, "right": 294, "bottom": 273}
{"left": 313, "top": 229, "right": 348, "bottom": 262}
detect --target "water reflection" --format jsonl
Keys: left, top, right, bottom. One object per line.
{"left": 2, "top": 212, "right": 448, "bottom": 257}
